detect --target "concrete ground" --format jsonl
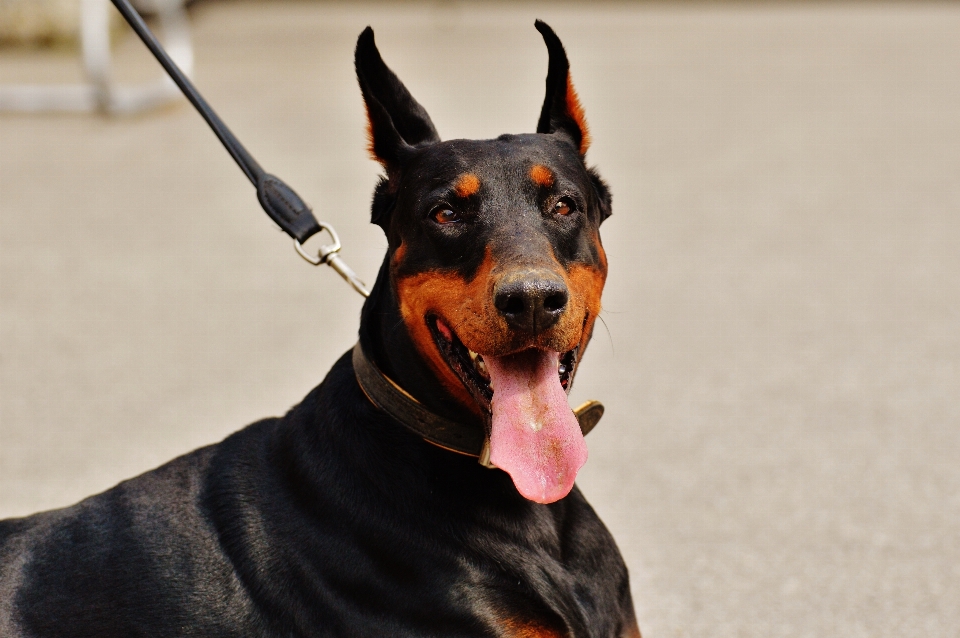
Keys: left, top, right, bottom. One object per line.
{"left": 2, "top": 1, "right": 958, "bottom": 636}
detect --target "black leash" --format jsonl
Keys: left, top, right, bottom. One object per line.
{"left": 110, "top": 0, "right": 369, "bottom": 296}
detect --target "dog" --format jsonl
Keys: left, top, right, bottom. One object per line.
{"left": 0, "top": 21, "right": 640, "bottom": 637}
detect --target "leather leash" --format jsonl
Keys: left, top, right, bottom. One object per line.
{"left": 353, "top": 343, "right": 604, "bottom": 467}
{"left": 110, "top": 0, "right": 369, "bottom": 296}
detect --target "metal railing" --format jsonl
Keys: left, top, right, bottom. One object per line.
{"left": 0, "top": 0, "right": 192, "bottom": 115}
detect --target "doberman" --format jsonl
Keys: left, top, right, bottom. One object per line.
{"left": 0, "top": 22, "right": 639, "bottom": 638}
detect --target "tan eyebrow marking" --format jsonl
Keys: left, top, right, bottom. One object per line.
{"left": 453, "top": 173, "right": 481, "bottom": 198}
{"left": 529, "top": 164, "right": 554, "bottom": 188}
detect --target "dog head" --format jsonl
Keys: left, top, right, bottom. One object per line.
{"left": 356, "top": 22, "right": 611, "bottom": 503}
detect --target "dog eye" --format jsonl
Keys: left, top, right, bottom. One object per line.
{"left": 432, "top": 207, "right": 462, "bottom": 224}
{"left": 553, "top": 198, "right": 575, "bottom": 216}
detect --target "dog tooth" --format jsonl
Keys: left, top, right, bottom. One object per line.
{"left": 475, "top": 358, "right": 489, "bottom": 380}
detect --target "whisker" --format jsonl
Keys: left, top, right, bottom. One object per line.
{"left": 597, "top": 314, "right": 614, "bottom": 357}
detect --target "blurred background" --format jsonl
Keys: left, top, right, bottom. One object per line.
{"left": 1, "top": 1, "right": 958, "bottom": 636}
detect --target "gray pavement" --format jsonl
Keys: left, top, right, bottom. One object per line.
{"left": 2, "top": 2, "right": 959, "bottom": 636}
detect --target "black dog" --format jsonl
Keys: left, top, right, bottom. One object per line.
{"left": 0, "top": 22, "right": 639, "bottom": 637}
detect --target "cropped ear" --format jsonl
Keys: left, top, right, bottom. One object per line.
{"left": 534, "top": 21, "right": 590, "bottom": 157}
{"left": 355, "top": 27, "right": 440, "bottom": 168}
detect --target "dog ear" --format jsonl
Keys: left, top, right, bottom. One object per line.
{"left": 355, "top": 27, "right": 440, "bottom": 168}
{"left": 589, "top": 168, "right": 612, "bottom": 223}
{"left": 534, "top": 21, "right": 590, "bottom": 157}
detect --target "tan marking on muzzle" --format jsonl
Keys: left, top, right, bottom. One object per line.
{"left": 394, "top": 241, "right": 607, "bottom": 412}
{"left": 394, "top": 250, "right": 497, "bottom": 414}
{"left": 566, "top": 231, "right": 607, "bottom": 356}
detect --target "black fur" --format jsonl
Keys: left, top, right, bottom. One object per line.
{"left": 0, "top": 22, "right": 638, "bottom": 637}
{"left": 535, "top": 20, "right": 587, "bottom": 155}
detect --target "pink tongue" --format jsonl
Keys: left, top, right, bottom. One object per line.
{"left": 484, "top": 350, "right": 587, "bottom": 504}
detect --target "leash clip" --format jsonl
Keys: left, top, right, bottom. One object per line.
{"left": 295, "top": 223, "right": 371, "bottom": 298}
{"left": 108, "top": 0, "right": 370, "bottom": 301}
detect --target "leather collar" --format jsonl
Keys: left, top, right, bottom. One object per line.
{"left": 351, "top": 343, "right": 604, "bottom": 465}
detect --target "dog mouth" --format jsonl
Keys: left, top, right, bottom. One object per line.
{"left": 427, "top": 316, "right": 578, "bottom": 412}
{"left": 428, "top": 316, "right": 586, "bottom": 504}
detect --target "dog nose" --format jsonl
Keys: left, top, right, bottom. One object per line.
{"left": 494, "top": 271, "right": 569, "bottom": 332}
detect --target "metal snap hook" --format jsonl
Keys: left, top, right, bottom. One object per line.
{"left": 294, "top": 222, "right": 340, "bottom": 265}
{"left": 294, "top": 223, "right": 370, "bottom": 298}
